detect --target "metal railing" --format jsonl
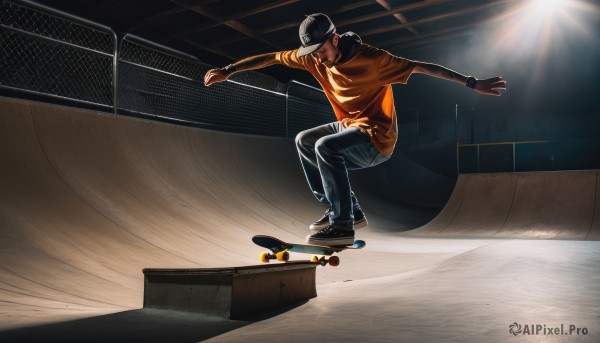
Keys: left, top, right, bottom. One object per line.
{"left": 0, "top": 0, "right": 335, "bottom": 137}
{"left": 6, "top": 0, "right": 596, "bottom": 173}
{"left": 458, "top": 138, "right": 600, "bottom": 173}
{"left": 118, "top": 34, "right": 289, "bottom": 136}
{"left": 0, "top": 0, "right": 117, "bottom": 109}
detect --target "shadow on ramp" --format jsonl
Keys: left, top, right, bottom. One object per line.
{"left": 0, "top": 305, "right": 305, "bottom": 343}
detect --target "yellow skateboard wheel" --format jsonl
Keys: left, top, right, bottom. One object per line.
{"left": 260, "top": 252, "right": 269, "bottom": 263}
{"left": 276, "top": 251, "right": 290, "bottom": 262}
{"left": 311, "top": 256, "right": 319, "bottom": 263}
{"left": 328, "top": 256, "right": 340, "bottom": 267}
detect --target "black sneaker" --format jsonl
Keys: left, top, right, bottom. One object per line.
{"left": 306, "top": 224, "right": 355, "bottom": 246}
{"left": 309, "top": 207, "right": 332, "bottom": 231}
{"left": 353, "top": 208, "right": 368, "bottom": 230}
{"left": 309, "top": 208, "right": 368, "bottom": 231}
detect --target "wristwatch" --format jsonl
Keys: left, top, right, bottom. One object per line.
{"left": 222, "top": 64, "right": 236, "bottom": 74}
{"left": 466, "top": 76, "right": 477, "bottom": 89}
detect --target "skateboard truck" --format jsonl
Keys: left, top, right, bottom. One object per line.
{"left": 259, "top": 251, "right": 290, "bottom": 263}
{"left": 260, "top": 252, "right": 340, "bottom": 266}
{"left": 310, "top": 255, "right": 340, "bottom": 267}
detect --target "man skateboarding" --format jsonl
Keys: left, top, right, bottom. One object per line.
{"left": 204, "top": 13, "right": 506, "bottom": 246}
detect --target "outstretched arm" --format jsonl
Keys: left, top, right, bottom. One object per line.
{"left": 204, "top": 52, "right": 278, "bottom": 87}
{"left": 412, "top": 61, "right": 507, "bottom": 96}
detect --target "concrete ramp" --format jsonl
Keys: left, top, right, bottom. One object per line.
{"left": 0, "top": 96, "right": 433, "bottom": 328}
{"left": 408, "top": 171, "right": 600, "bottom": 239}
{"left": 2, "top": 95, "right": 599, "bottom": 335}
{"left": 0, "top": 96, "right": 321, "bottom": 320}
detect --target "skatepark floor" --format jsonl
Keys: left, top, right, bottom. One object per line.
{"left": 0, "top": 97, "right": 598, "bottom": 342}
{"left": 2, "top": 237, "right": 598, "bottom": 342}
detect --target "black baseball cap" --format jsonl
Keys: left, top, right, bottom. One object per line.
{"left": 298, "top": 13, "right": 336, "bottom": 57}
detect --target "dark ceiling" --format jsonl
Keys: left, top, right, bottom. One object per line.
{"left": 32, "top": 0, "right": 517, "bottom": 84}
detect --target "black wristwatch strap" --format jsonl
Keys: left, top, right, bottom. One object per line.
{"left": 466, "top": 76, "right": 477, "bottom": 89}
{"left": 222, "top": 64, "right": 236, "bottom": 74}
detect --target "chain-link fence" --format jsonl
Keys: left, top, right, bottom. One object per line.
{"left": 0, "top": 0, "right": 459, "bottom": 159}
{"left": 0, "top": 0, "right": 333, "bottom": 137}
{"left": 287, "top": 80, "right": 335, "bottom": 137}
{"left": 5, "top": 0, "right": 598, "bottom": 174}
{"left": 0, "top": 0, "right": 116, "bottom": 108}
{"left": 117, "top": 34, "right": 290, "bottom": 136}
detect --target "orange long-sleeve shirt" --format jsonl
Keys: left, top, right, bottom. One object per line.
{"left": 276, "top": 44, "right": 416, "bottom": 156}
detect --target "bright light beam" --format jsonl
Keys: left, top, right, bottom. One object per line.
{"left": 534, "top": 0, "right": 567, "bottom": 14}
{"left": 460, "top": 0, "right": 600, "bottom": 107}
{"left": 489, "top": 0, "right": 599, "bottom": 62}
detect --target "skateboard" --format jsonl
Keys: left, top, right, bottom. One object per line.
{"left": 252, "top": 235, "right": 366, "bottom": 267}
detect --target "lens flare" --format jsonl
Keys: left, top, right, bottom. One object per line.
{"left": 455, "top": 0, "right": 599, "bottom": 110}
{"left": 482, "top": 0, "right": 599, "bottom": 76}
{"left": 535, "top": 0, "right": 567, "bottom": 13}
{"left": 492, "top": 0, "right": 598, "bottom": 53}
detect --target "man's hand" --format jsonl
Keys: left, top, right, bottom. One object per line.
{"left": 204, "top": 68, "right": 229, "bottom": 87}
{"left": 203, "top": 53, "right": 277, "bottom": 87}
{"left": 412, "top": 62, "right": 507, "bottom": 96}
{"left": 474, "top": 77, "right": 507, "bottom": 96}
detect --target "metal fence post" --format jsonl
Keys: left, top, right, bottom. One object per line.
{"left": 112, "top": 31, "right": 118, "bottom": 114}
{"left": 455, "top": 104, "right": 459, "bottom": 176}
{"left": 285, "top": 81, "right": 291, "bottom": 138}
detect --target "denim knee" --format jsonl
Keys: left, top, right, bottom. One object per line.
{"left": 295, "top": 130, "right": 309, "bottom": 150}
{"left": 314, "top": 137, "right": 333, "bottom": 158}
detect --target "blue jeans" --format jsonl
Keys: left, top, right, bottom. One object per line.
{"left": 295, "top": 122, "right": 391, "bottom": 229}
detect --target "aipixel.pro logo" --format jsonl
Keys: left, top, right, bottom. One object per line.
{"left": 509, "top": 322, "right": 589, "bottom": 336}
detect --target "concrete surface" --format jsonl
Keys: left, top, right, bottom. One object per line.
{"left": 0, "top": 97, "right": 598, "bottom": 342}
{"left": 409, "top": 171, "right": 600, "bottom": 239}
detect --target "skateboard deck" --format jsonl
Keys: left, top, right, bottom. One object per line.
{"left": 252, "top": 235, "right": 366, "bottom": 266}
